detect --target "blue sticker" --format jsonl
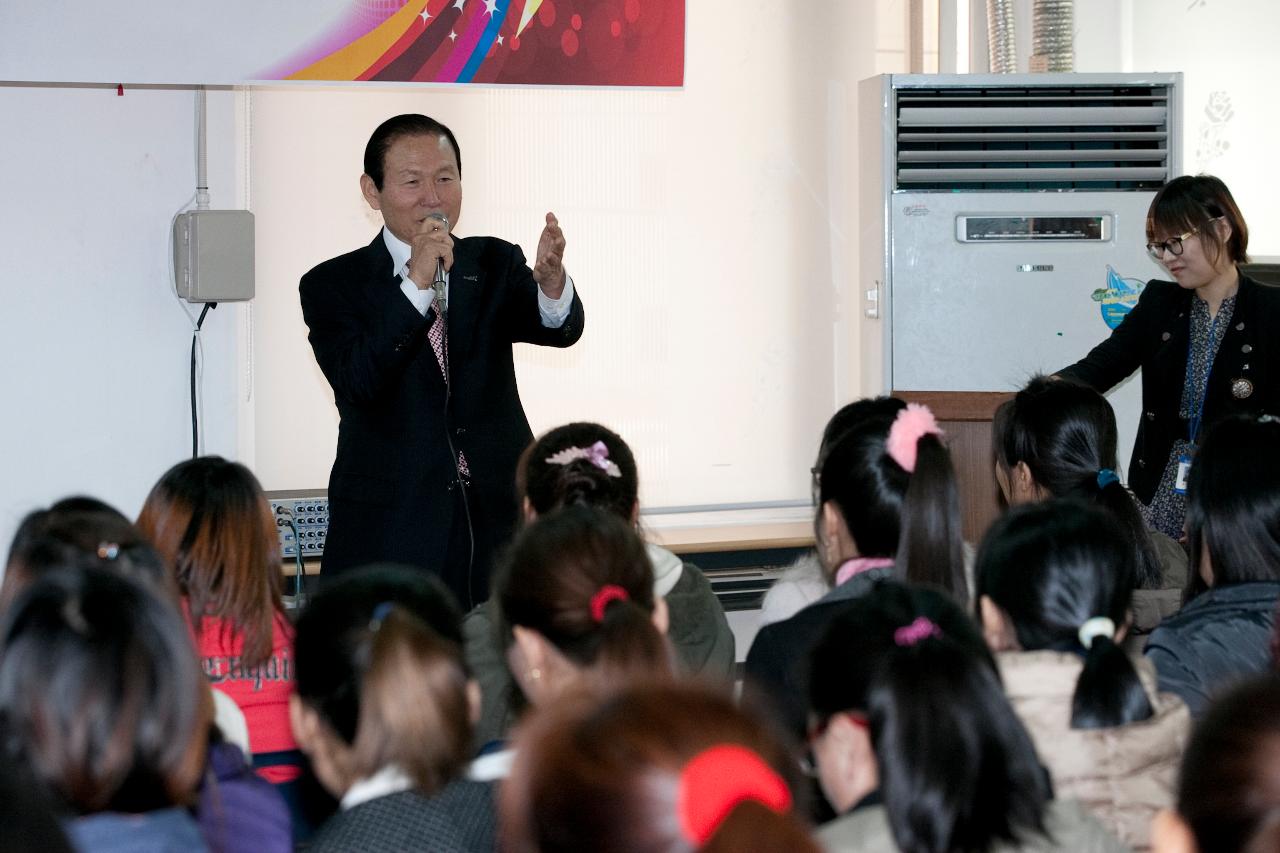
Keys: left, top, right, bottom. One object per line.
{"left": 1090, "top": 265, "right": 1146, "bottom": 330}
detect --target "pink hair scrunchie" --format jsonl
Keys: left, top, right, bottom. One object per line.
{"left": 886, "top": 403, "right": 943, "bottom": 473}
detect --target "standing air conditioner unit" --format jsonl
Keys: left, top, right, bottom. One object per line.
{"left": 858, "top": 73, "right": 1182, "bottom": 465}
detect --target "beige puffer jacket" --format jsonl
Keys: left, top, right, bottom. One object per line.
{"left": 998, "top": 650, "right": 1190, "bottom": 851}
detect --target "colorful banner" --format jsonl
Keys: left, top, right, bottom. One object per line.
{"left": 0, "top": 0, "right": 683, "bottom": 87}
{"left": 271, "top": 0, "right": 683, "bottom": 85}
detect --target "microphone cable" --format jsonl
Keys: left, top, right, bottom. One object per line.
{"left": 439, "top": 297, "right": 477, "bottom": 607}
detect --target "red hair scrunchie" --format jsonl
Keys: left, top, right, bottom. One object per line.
{"left": 589, "top": 584, "right": 630, "bottom": 623}
{"left": 676, "top": 744, "right": 792, "bottom": 845}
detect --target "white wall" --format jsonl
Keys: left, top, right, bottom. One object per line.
{"left": 0, "top": 85, "right": 247, "bottom": 551}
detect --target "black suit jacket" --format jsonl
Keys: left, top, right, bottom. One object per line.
{"left": 1059, "top": 274, "right": 1280, "bottom": 505}
{"left": 300, "top": 232, "right": 584, "bottom": 606}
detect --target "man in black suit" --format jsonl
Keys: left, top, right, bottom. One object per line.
{"left": 300, "top": 114, "right": 584, "bottom": 609}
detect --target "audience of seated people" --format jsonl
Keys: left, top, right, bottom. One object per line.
{"left": 465, "top": 421, "right": 733, "bottom": 746}
{"left": 974, "top": 500, "right": 1190, "bottom": 849}
{"left": 7, "top": 401, "right": 1280, "bottom": 851}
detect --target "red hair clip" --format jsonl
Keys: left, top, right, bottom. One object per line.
{"left": 676, "top": 744, "right": 792, "bottom": 845}
{"left": 589, "top": 584, "right": 630, "bottom": 623}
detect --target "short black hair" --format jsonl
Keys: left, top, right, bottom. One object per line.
{"left": 363, "top": 114, "right": 462, "bottom": 190}
{"left": 1147, "top": 174, "right": 1249, "bottom": 266}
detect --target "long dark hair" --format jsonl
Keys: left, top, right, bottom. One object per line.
{"left": 993, "top": 375, "right": 1163, "bottom": 588}
{"left": 808, "top": 581, "right": 1050, "bottom": 852}
{"left": 1175, "top": 676, "right": 1280, "bottom": 852}
{"left": 818, "top": 399, "right": 965, "bottom": 600}
{"left": 976, "top": 500, "right": 1153, "bottom": 729}
{"left": 293, "top": 564, "right": 473, "bottom": 794}
{"left": 1185, "top": 415, "right": 1280, "bottom": 601}
{"left": 496, "top": 505, "right": 670, "bottom": 682}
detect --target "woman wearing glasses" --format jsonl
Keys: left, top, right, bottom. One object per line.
{"left": 1058, "top": 174, "right": 1279, "bottom": 539}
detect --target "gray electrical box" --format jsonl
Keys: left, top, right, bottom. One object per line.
{"left": 173, "top": 210, "right": 255, "bottom": 302}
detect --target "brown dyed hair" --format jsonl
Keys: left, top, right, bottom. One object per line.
{"left": 293, "top": 565, "right": 473, "bottom": 793}
{"left": 501, "top": 681, "right": 817, "bottom": 853}
{"left": 1147, "top": 174, "right": 1250, "bottom": 267}
{"left": 136, "top": 456, "right": 283, "bottom": 668}
{"left": 0, "top": 565, "right": 208, "bottom": 814}
{"left": 496, "top": 505, "right": 672, "bottom": 683}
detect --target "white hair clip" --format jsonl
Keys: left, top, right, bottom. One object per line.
{"left": 545, "top": 440, "right": 622, "bottom": 478}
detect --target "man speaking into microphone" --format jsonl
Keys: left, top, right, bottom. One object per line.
{"left": 300, "top": 114, "right": 584, "bottom": 608}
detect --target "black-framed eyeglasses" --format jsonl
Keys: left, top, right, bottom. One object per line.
{"left": 1146, "top": 216, "right": 1222, "bottom": 260}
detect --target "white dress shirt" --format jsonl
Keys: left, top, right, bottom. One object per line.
{"left": 382, "top": 228, "right": 574, "bottom": 326}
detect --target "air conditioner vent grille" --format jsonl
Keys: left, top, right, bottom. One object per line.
{"left": 894, "top": 85, "right": 1174, "bottom": 191}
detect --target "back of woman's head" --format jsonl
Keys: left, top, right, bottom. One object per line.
{"left": 502, "top": 681, "right": 817, "bottom": 853}
{"left": 136, "top": 455, "right": 283, "bottom": 668}
{"left": 294, "top": 564, "right": 472, "bottom": 793}
{"left": 819, "top": 401, "right": 965, "bottom": 600}
{"left": 808, "top": 581, "right": 1048, "bottom": 853}
{"left": 1175, "top": 676, "right": 1280, "bottom": 853}
{"left": 0, "top": 565, "right": 207, "bottom": 814}
{"left": 994, "top": 376, "right": 1162, "bottom": 587}
{"left": 497, "top": 505, "right": 670, "bottom": 681}
{"left": 519, "top": 422, "right": 638, "bottom": 520}
{"left": 2, "top": 498, "right": 169, "bottom": 610}
{"left": 1186, "top": 415, "right": 1280, "bottom": 594}
{"left": 976, "top": 500, "right": 1153, "bottom": 729}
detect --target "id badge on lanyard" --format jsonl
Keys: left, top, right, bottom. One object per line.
{"left": 1174, "top": 454, "right": 1192, "bottom": 495}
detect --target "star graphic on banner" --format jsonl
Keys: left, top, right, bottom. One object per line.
{"left": 419, "top": 4, "right": 432, "bottom": 23}
{"left": 484, "top": 0, "right": 499, "bottom": 16}
{"left": 453, "top": 0, "right": 466, "bottom": 11}
{"left": 449, "top": 29, "right": 459, "bottom": 41}
{"left": 496, "top": 34, "right": 504, "bottom": 46}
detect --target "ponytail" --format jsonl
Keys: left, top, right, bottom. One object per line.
{"left": 1095, "top": 474, "right": 1163, "bottom": 590}
{"left": 976, "top": 501, "right": 1155, "bottom": 731}
{"left": 497, "top": 506, "right": 673, "bottom": 683}
{"left": 590, "top": 586, "right": 670, "bottom": 682}
{"left": 354, "top": 605, "right": 473, "bottom": 792}
{"left": 1071, "top": 627, "right": 1153, "bottom": 730}
{"left": 897, "top": 434, "right": 967, "bottom": 602}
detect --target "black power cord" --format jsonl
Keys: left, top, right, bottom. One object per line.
{"left": 190, "top": 301, "right": 217, "bottom": 458}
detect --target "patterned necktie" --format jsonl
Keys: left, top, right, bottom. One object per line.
{"left": 427, "top": 294, "right": 470, "bottom": 478}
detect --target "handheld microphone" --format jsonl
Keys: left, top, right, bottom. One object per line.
{"left": 426, "top": 212, "right": 449, "bottom": 313}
